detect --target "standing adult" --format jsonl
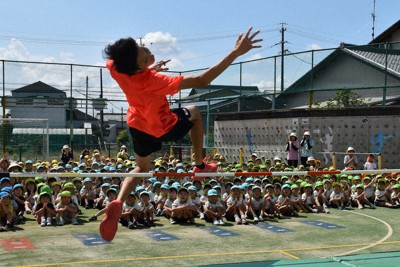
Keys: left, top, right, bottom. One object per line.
{"left": 300, "top": 130, "right": 314, "bottom": 166}
{"left": 61, "top": 145, "right": 74, "bottom": 165}
{"left": 344, "top": 147, "right": 358, "bottom": 169}
{"left": 286, "top": 132, "right": 299, "bottom": 167}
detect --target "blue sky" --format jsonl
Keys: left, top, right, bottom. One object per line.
{"left": 0, "top": 0, "right": 399, "bottom": 110}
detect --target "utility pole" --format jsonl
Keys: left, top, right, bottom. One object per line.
{"left": 371, "top": 0, "right": 376, "bottom": 41}
{"left": 280, "top": 23, "right": 287, "bottom": 92}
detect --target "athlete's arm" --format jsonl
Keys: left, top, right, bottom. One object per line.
{"left": 179, "top": 27, "right": 262, "bottom": 90}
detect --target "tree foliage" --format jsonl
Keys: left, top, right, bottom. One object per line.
{"left": 326, "top": 88, "right": 367, "bottom": 108}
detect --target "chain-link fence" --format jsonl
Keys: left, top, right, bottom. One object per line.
{"left": 1, "top": 42, "right": 399, "bottom": 162}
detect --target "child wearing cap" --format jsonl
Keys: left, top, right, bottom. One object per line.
{"left": 363, "top": 176, "right": 376, "bottom": 203}
{"left": 80, "top": 178, "right": 96, "bottom": 209}
{"left": 247, "top": 186, "right": 265, "bottom": 222}
{"left": 188, "top": 186, "right": 201, "bottom": 217}
{"left": 52, "top": 182, "right": 62, "bottom": 204}
{"left": 33, "top": 191, "right": 56, "bottom": 226}
{"left": 277, "top": 184, "right": 296, "bottom": 216}
{"left": 286, "top": 133, "right": 299, "bottom": 167}
{"left": 390, "top": 184, "right": 400, "bottom": 207}
{"left": 329, "top": 182, "right": 345, "bottom": 210}
{"left": 89, "top": 188, "right": 119, "bottom": 221}
{"left": 155, "top": 184, "right": 169, "bottom": 216}
{"left": 344, "top": 147, "right": 358, "bottom": 169}
{"left": 263, "top": 184, "right": 281, "bottom": 218}
{"left": 0, "top": 192, "right": 14, "bottom": 231}
{"left": 313, "top": 182, "right": 329, "bottom": 213}
{"left": 225, "top": 185, "right": 247, "bottom": 224}
{"left": 12, "top": 184, "right": 26, "bottom": 224}
{"left": 302, "top": 184, "right": 319, "bottom": 213}
{"left": 95, "top": 183, "right": 110, "bottom": 210}
{"left": 374, "top": 179, "right": 394, "bottom": 208}
{"left": 162, "top": 186, "right": 177, "bottom": 219}
{"left": 171, "top": 187, "right": 197, "bottom": 224}
{"left": 137, "top": 191, "right": 156, "bottom": 227}
{"left": 290, "top": 184, "right": 307, "bottom": 213}
{"left": 204, "top": 189, "right": 225, "bottom": 225}
{"left": 120, "top": 192, "right": 141, "bottom": 229}
{"left": 352, "top": 184, "right": 375, "bottom": 209}
{"left": 55, "top": 191, "right": 79, "bottom": 225}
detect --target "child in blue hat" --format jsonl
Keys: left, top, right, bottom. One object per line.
{"left": 204, "top": 189, "right": 225, "bottom": 225}
{"left": 137, "top": 191, "right": 156, "bottom": 227}
{"left": 162, "top": 186, "right": 177, "bottom": 219}
{"left": 12, "top": 184, "right": 26, "bottom": 224}
{"left": 225, "top": 185, "right": 247, "bottom": 224}
{"left": 171, "top": 187, "right": 196, "bottom": 224}
{"left": 120, "top": 192, "right": 141, "bottom": 229}
{"left": 80, "top": 177, "right": 96, "bottom": 209}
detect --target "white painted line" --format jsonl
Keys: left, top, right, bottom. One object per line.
{"left": 334, "top": 210, "right": 393, "bottom": 257}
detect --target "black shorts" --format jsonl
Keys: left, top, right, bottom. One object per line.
{"left": 129, "top": 108, "right": 193, "bottom": 157}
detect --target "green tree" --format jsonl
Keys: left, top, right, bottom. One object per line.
{"left": 326, "top": 88, "right": 367, "bottom": 108}
{"left": 116, "top": 129, "right": 129, "bottom": 146}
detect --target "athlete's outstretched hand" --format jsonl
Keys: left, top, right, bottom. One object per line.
{"left": 233, "top": 27, "right": 262, "bottom": 56}
{"left": 151, "top": 59, "right": 171, "bottom": 72}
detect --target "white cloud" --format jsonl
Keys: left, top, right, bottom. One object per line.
{"left": 252, "top": 80, "right": 276, "bottom": 92}
{"left": 143, "top": 32, "right": 185, "bottom": 70}
{"left": 306, "top": 43, "right": 322, "bottom": 51}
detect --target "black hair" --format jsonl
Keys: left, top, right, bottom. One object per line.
{"left": 103, "top": 37, "right": 139, "bottom": 75}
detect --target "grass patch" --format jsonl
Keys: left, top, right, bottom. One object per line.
{"left": 1, "top": 207, "right": 400, "bottom": 267}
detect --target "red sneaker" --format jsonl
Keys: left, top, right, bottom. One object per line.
{"left": 192, "top": 163, "right": 217, "bottom": 181}
{"left": 99, "top": 200, "right": 122, "bottom": 242}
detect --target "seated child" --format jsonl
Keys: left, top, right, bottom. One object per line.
{"left": 171, "top": 187, "right": 196, "bottom": 224}
{"left": 375, "top": 179, "right": 394, "bottom": 208}
{"left": 12, "top": 184, "right": 26, "bottom": 224}
{"left": 120, "top": 191, "right": 141, "bottom": 229}
{"left": 154, "top": 184, "right": 169, "bottom": 216}
{"left": 247, "top": 186, "right": 265, "bottom": 222}
{"left": 290, "top": 184, "right": 307, "bottom": 213}
{"left": 204, "top": 189, "right": 225, "bottom": 225}
{"left": 24, "top": 179, "right": 36, "bottom": 215}
{"left": 162, "top": 186, "right": 177, "bottom": 219}
{"left": 352, "top": 184, "right": 375, "bottom": 209}
{"left": 94, "top": 183, "right": 110, "bottom": 210}
{"left": 137, "top": 191, "right": 156, "bottom": 226}
{"left": 0, "top": 192, "right": 14, "bottom": 231}
{"left": 329, "top": 182, "right": 345, "bottom": 210}
{"left": 188, "top": 185, "right": 201, "bottom": 218}
{"left": 225, "top": 185, "right": 247, "bottom": 224}
{"left": 302, "top": 184, "right": 319, "bottom": 213}
{"left": 390, "top": 184, "right": 400, "bottom": 207}
{"left": 33, "top": 190, "right": 56, "bottom": 227}
{"left": 276, "top": 184, "right": 296, "bottom": 216}
{"left": 55, "top": 191, "right": 79, "bottom": 225}
{"left": 80, "top": 178, "right": 96, "bottom": 209}
{"left": 314, "top": 181, "right": 329, "bottom": 213}
{"left": 89, "top": 188, "right": 118, "bottom": 221}
{"left": 263, "top": 184, "right": 281, "bottom": 218}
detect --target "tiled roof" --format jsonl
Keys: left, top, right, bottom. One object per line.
{"left": 344, "top": 47, "right": 400, "bottom": 75}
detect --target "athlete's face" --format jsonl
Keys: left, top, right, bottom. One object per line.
{"left": 137, "top": 46, "right": 155, "bottom": 71}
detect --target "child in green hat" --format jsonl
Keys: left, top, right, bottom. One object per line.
{"left": 55, "top": 191, "right": 79, "bottom": 225}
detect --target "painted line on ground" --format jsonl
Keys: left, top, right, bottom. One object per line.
{"left": 13, "top": 240, "right": 400, "bottom": 267}
{"left": 279, "top": 250, "right": 301, "bottom": 260}
{"left": 334, "top": 210, "right": 393, "bottom": 257}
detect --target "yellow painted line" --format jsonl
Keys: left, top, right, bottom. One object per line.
{"left": 279, "top": 250, "right": 300, "bottom": 260}
{"left": 12, "top": 240, "right": 400, "bottom": 267}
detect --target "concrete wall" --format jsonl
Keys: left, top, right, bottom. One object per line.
{"left": 214, "top": 108, "right": 400, "bottom": 169}
{"left": 12, "top": 106, "right": 66, "bottom": 128}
